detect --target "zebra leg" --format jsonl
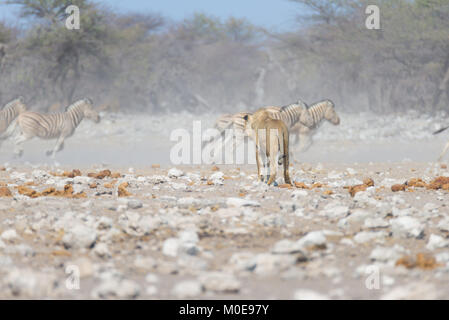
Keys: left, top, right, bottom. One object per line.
{"left": 13, "top": 134, "right": 30, "bottom": 157}
{"left": 438, "top": 140, "right": 449, "bottom": 162}
{"left": 255, "top": 143, "right": 264, "bottom": 182}
{"left": 47, "top": 136, "right": 65, "bottom": 158}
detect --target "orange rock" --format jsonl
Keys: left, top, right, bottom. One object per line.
{"left": 110, "top": 172, "right": 121, "bottom": 179}
{"left": 396, "top": 253, "right": 440, "bottom": 270}
{"left": 0, "top": 187, "right": 12, "bottom": 197}
{"left": 279, "top": 184, "right": 293, "bottom": 189}
{"left": 294, "top": 182, "right": 309, "bottom": 189}
{"left": 64, "top": 184, "right": 73, "bottom": 195}
{"left": 88, "top": 169, "right": 111, "bottom": 179}
{"left": 391, "top": 184, "right": 406, "bottom": 192}
{"left": 211, "top": 166, "right": 220, "bottom": 171}
{"left": 72, "top": 192, "right": 87, "bottom": 199}
{"left": 118, "top": 182, "right": 131, "bottom": 197}
{"left": 41, "top": 187, "right": 56, "bottom": 196}
{"left": 89, "top": 182, "right": 98, "bottom": 189}
{"left": 51, "top": 250, "right": 72, "bottom": 257}
{"left": 441, "top": 164, "right": 447, "bottom": 169}
{"left": 18, "top": 186, "right": 40, "bottom": 198}
{"left": 442, "top": 184, "right": 449, "bottom": 190}
{"left": 151, "top": 164, "right": 160, "bottom": 169}
{"left": 427, "top": 176, "right": 449, "bottom": 190}
{"left": 104, "top": 183, "right": 114, "bottom": 189}
{"left": 119, "top": 182, "right": 129, "bottom": 188}
{"left": 363, "top": 178, "right": 374, "bottom": 187}
{"left": 310, "top": 183, "right": 324, "bottom": 189}
{"left": 323, "top": 190, "right": 333, "bottom": 195}
{"left": 349, "top": 184, "right": 367, "bottom": 197}
{"left": 406, "top": 178, "right": 427, "bottom": 188}
{"left": 63, "top": 169, "right": 82, "bottom": 178}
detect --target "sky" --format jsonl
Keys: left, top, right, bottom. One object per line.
{"left": 0, "top": 0, "right": 303, "bottom": 32}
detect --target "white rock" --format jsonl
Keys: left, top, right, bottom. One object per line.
{"left": 162, "top": 238, "right": 180, "bottom": 257}
{"left": 92, "top": 278, "right": 140, "bottom": 299}
{"left": 171, "top": 280, "right": 202, "bottom": 298}
{"left": 134, "top": 256, "right": 157, "bottom": 270}
{"left": 437, "top": 218, "right": 449, "bottom": 232}
{"left": 226, "top": 197, "right": 260, "bottom": 207}
{"left": 291, "top": 190, "right": 308, "bottom": 198}
{"left": 370, "top": 246, "right": 402, "bottom": 262}
{"left": 391, "top": 216, "right": 424, "bottom": 239}
{"left": 127, "top": 199, "right": 143, "bottom": 209}
{"left": 209, "top": 172, "right": 224, "bottom": 185}
{"left": 1, "top": 229, "right": 19, "bottom": 241}
{"left": 253, "top": 253, "right": 296, "bottom": 276}
{"left": 271, "top": 239, "right": 303, "bottom": 254}
{"left": 168, "top": 168, "right": 184, "bottom": 178}
{"left": 426, "top": 234, "right": 449, "bottom": 250}
{"left": 73, "top": 176, "right": 93, "bottom": 184}
{"left": 5, "top": 269, "right": 57, "bottom": 297}
{"left": 364, "top": 218, "right": 389, "bottom": 229}
{"left": 178, "top": 230, "right": 199, "bottom": 244}
{"left": 293, "top": 289, "right": 330, "bottom": 300}
{"left": 353, "top": 231, "right": 387, "bottom": 244}
{"left": 297, "top": 231, "right": 326, "bottom": 249}
{"left": 93, "top": 243, "right": 111, "bottom": 258}
{"left": 145, "top": 273, "right": 159, "bottom": 283}
{"left": 62, "top": 224, "right": 97, "bottom": 249}
{"left": 381, "top": 282, "right": 439, "bottom": 300}
{"left": 346, "top": 168, "right": 357, "bottom": 175}
{"left": 199, "top": 272, "right": 241, "bottom": 293}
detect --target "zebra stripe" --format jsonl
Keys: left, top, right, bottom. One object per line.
{"left": 212, "top": 101, "right": 311, "bottom": 136}
{"left": 291, "top": 99, "right": 340, "bottom": 151}
{"left": 14, "top": 98, "right": 99, "bottom": 158}
{"left": 17, "top": 98, "right": 98, "bottom": 139}
{"left": 0, "top": 97, "right": 27, "bottom": 135}
{"left": 296, "top": 99, "right": 340, "bottom": 131}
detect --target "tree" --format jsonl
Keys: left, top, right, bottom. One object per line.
{"left": 7, "top": 0, "right": 112, "bottom": 106}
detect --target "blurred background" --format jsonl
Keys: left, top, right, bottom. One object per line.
{"left": 0, "top": 0, "right": 448, "bottom": 115}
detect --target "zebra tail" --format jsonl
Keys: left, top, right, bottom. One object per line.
{"left": 201, "top": 120, "right": 234, "bottom": 149}
{"left": 0, "top": 119, "right": 19, "bottom": 139}
{"left": 433, "top": 126, "right": 449, "bottom": 135}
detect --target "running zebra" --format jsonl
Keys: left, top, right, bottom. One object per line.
{"left": 290, "top": 99, "right": 340, "bottom": 152}
{"left": 204, "top": 100, "right": 313, "bottom": 149}
{"left": 13, "top": 98, "right": 100, "bottom": 158}
{"left": 0, "top": 97, "right": 27, "bottom": 140}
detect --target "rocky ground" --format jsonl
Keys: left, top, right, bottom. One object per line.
{"left": 0, "top": 161, "right": 449, "bottom": 299}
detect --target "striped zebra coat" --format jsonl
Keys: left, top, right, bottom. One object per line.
{"left": 14, "top": 98, "right": 100, "bottom": 158}
{"left": 290, "top": 99, "right": 340, "bottom": 151}
{"left": 204, "top": 100, "right": 313, "bottom": 149}
{"left": 0, "top": 97, "right": 27, "bottom": 138}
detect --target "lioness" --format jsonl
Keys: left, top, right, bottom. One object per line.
{"left": 243, "top": 110, "right": 291, "bottom": 185}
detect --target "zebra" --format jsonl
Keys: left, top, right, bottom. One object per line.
{"left": 0, "top": 97, "right": 27, "bottom": 142}
{"left": 13, "top": 98, "right": 100, "bottom": 158}
{"left": 290, "top": 99, "right": 340, "bottom": 152}
{"left": 433, "top": 125, "right": 449, "bottom": 162}
{"left": 203, "top": 100, "right": 313, "bottom": 150}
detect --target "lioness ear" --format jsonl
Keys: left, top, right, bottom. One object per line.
{"left": 243, "top": 115, "right": 248, "bottom": 121}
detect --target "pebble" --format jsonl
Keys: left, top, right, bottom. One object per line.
{"left": 171, "top": 280, "right": 202, "bottom": 298}
{"left": 391, "top": 216, "right": 424, "bottom": 239}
